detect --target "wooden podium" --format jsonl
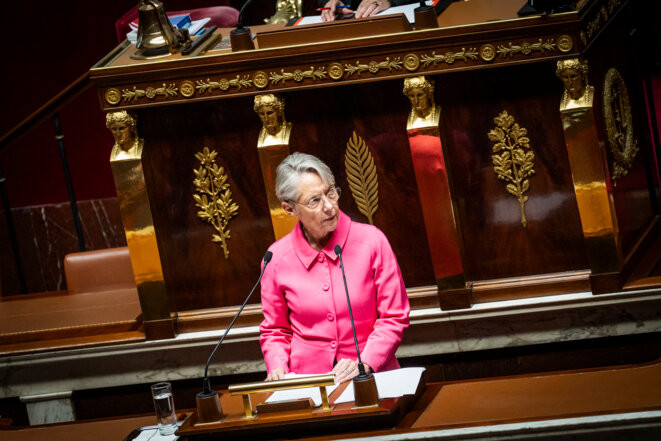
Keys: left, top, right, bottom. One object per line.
{"left": 176, "top": 376, "right": 425, "bottom": 440}
{"left": 89, "top": 0, "right": 661, "bottom": 340}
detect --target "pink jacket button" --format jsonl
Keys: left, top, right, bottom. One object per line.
{"left": 327, "top": 313, "right": 334, "bottom": 321}
{"left": 330, "top": 341, "right": 337, "bottom": 348}
{"left": 317, "top": 254, "right": 325, "bottom": 262}
{"left": 322, "top": 283, "right": 329, "bottom": 291}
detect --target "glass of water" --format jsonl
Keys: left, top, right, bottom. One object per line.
{"left": 151, "top": 382, "right": 177, "bottom": 435}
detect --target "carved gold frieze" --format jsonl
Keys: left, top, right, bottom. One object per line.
{"left": 105, "top": 88, "right": 121, "bottom": 105}
{"left": 345, "top": 57, "right": 402, "bottom": 77}
{"left": 345, "top": 132, "right": 379, "bottom": 225}
{"left": 270, "top": 66, "right": 327, "bottom": 84}
{"left": 497, "top": 39, "right": 556, "bottom": 58}
{"left": 580, "top": 0, "right": 622, "bottom": 45}
{"left": 122, "top": 83, "right": 178, "bottom": 102}
{"left": 421, "top": 48, "right": 478, "bottom": 68}
{"left": 196, "top": 75, "right": 253, "bottom": 93}
{"left": 193, "top": 147, "right": 239, "bottom": 259}
{"left": 603, "top": 68, "right": 638, "bottom": 181}
{"left": 488, "top": 111, "right": 535, "bottom": 228}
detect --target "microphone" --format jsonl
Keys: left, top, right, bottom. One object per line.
{"left": 195, "top": 251, "right": 273, "bottom": 422}
{"left": 333, "top": 245, "right": 370, "bottom": 379}
{"left": 334, "top": 245, "right": 378, "bottom": 406}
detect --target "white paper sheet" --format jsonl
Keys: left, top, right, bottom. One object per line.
{"left": 294, "top": 1, "right": 432, "bottom": 26}
{"left": 333, "top": 366, "right": 425, "bottom": 404}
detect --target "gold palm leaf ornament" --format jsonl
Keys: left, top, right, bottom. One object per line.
{"left": 193, "top": 147, "right": 239, "bottom": 259}
{"left": 488, "top": 111, "right": 535, "bottom": 228}
{"left": 345, "top": 131, "right": 379, "bottom": 225}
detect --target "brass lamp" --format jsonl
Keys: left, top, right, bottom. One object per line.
{"left": 132, "top": 0, "right": 190, "bottom": 59}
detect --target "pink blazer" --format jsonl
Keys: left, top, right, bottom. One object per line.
{"left": 259, "top": 211, "right": 410, "bottom": 374}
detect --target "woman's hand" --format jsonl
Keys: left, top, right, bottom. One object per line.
{"left": 354, "top": 0, "right": 391, "bottom": 18}
{"left": 266, "top": 367, "right": 288, "bottom": 381}
{"left": 320, "top": 0, "right": 355, "bottom": 22}
{"left": 331, "top": 359, "right": 372, "bottom": 383}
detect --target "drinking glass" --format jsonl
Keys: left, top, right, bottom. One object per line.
{"left": 151, "top": 382, "right": 177, "bottom": 435}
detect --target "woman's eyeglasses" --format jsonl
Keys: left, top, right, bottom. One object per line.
{"left": 290, "top": 187, "right": 341, "bottom": 210}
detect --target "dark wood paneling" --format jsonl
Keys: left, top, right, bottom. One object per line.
{"left": 585, "top": 3, "right": 659, "bottom": 259}
{"left": 438, "top": 62, "right": 589, "bottom": 281}
{"left": 141, "top": 98, "right": 275, "bottom": 311}
{"left": 140, "top": 80, "right": 436, "bottom": 312}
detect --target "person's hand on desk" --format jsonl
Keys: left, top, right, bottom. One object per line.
{"left": 354, "top": 0, "right": 392, "bottom": 18}
{"left": 331, "top": 358, "right": 372, "bottom": 383}
{"left": 266, "top": 367, "right": 288, "bottom": 381}
{"left": 320, "top": 0, "right": 355, "bottom": 21}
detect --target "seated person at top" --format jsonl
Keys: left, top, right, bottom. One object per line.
{"left": 260, "top": 152, "right": 410, "bottom": 384}
{"left": 320, "top": 0, "right": 419, "bottom": 21}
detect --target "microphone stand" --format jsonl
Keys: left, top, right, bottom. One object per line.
{"left": 230, "top": 0, "right": 256, "bottom": 51}
{"left": 195, "top": 251, "right": 273, "bottom": 423}
{"left": 334, "top": 245, "right": 379, "bottom": 407}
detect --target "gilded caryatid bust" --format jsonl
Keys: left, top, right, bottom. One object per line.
{"left": 107, "top": 111, "right": 144, "bottom": 161}
{"left": 556, "top": 58, "right": 594, "bottom": 111}
{"left": 403, "top": 76, "right": 440, "bottom": 130}
{"left": 254, "top": 93, "right": 292, "bottom": 147}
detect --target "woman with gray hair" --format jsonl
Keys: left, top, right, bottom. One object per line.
{"left": 260, "top": 152, "right": 410, "bottom": 383}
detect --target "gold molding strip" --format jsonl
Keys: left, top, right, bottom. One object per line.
{"left": 193, "top": 147, "right": 239, "bottom": 259}
{"left": 196, "top": 75, "right": 253, "bottom": 93}
{"left": 345, "top": 131, "right": 379, "bottom": 225}
{"left": 420, "top": 48, "right": 478, "bottom": 67}
{"left": 101, "top": 34, "right": 576, "bottom": 108}
{"left": 488, "top": 110, "right": 535, "bottom": 228}
{"left": 122, "top": 83, "right": 178, "bottom": 102}
{"left": 496, "top": 38, "right": 556, "bottom": 58}
{"left": 269, "top": 66, "right": 327, "bottom": 85}
{"left": 344, "top": 57, "right": 402, "bottom": 77}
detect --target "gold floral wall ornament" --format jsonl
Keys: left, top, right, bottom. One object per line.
{"left": 196, "top": 75, "right": 253, "bottom": 93}
{"left": 193, "top": 147, "right": 239, "bottom": 259}
{"left": 269, "top": 66, "right": 327, "bottom": 85}
{"left": 603, "top": 68, "right": 638, "bottom": 181}
{"left": 122, "top": 83, "right": 179, "bottom": 102}
{"left": 344, "top": 57, "right": 402, "bottom": 76}
{"left": 488, "top": 111, "right": 536, "bottom": 228}
{"left": 496, "top": 39, "right": 556, "bottom": 58}
{"left": 420, "top": 48, "right": 478, "bottom": 67}
{"left": 345, "top": 131, "right": 379, "bottom": 225}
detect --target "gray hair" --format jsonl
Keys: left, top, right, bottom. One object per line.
{"left": 275, "top": 152, "right": 335, "bottom": 203}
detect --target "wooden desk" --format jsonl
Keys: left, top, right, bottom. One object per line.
{"left": 0, "top": 289, "right": 144, "bottom": 355}
{"left": 3, "top": 360, "right": 661, "bottom": 440}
